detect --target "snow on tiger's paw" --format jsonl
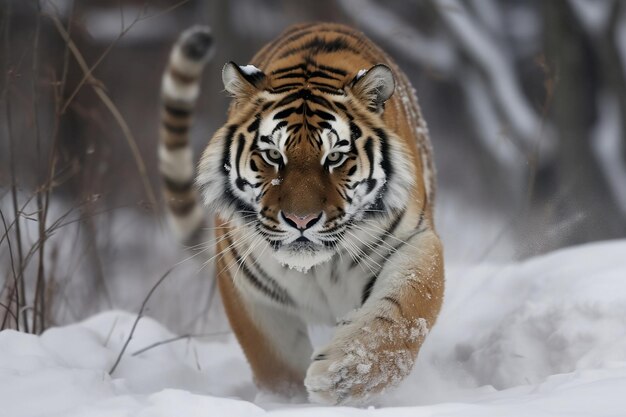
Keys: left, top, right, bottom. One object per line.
{"left": 304, "top": 319, "right": 424, "bottom": 405}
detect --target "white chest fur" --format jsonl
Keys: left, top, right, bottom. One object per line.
{"left": 232, "top": 242, "right": 369, "bottom": 325}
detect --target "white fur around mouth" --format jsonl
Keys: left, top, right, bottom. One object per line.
{"left": 272, "top": 243, "right": 334, "bottom": 273}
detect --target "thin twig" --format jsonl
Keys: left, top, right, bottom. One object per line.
{"left": 109, "top": 268, "right": 174, "bottom": 375}
{"left": 46, "top": 12, "right": 159, "bottom": 215}
{"left": 4, "top": 1, "right": 27, "bottom": 333}
{"left": 0, "top": 301, "right": 18, "bottom": 325}
{"left": 131, "top": 330, "right": 232, "bottom": 357}
{"left": 32, "top": 0, "right": 47, "bottom": 335}
{"left": 59, "top": 8, "right": 143, "bottom": 114}
{"left": 0, "top": 210, "right": 20, "bottom": 331}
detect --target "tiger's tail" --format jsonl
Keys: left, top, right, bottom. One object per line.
{"left": 159, "top": 26, "right": 214, "bottom": 243}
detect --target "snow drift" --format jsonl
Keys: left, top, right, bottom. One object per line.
{"left": 2, "top": 239, "right": 626, "bottom": 416}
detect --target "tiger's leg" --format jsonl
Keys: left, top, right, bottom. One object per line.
{"left": 304, "top": 229, "right": 444, "bottom": 405}
{"left": 217, "top": 256, "right": 313, "bottom": 396}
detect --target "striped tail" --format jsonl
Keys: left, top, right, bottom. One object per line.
{"left": 159, "top": 26, "right": 214, "bottom": 242}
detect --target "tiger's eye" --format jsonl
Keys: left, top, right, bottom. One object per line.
{"left": 267, "top": 149, "right": 282, "bottom": 163}
{"left": 327, "top": 151, "right": 342, "bottom": 163}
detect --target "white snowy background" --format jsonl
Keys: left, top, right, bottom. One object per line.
{"left": 2, "top": 0, "right": 626, "bottom": 416}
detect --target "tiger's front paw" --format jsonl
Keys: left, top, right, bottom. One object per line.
{"left": 304, "top": 317, "right": 428, "bottom": 405}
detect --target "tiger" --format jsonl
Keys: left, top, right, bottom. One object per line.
{"left": 158, "top": 23, "right": 444, "bottom": 405}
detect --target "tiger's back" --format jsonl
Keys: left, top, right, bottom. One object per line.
{"left": 159, "top": 23, "right": 444, "bottom": 406}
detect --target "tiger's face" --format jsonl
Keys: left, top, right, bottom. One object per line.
{"left": 198, "top": 63, "right": 414, "bottom": 271}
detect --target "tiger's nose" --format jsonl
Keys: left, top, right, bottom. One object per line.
{"left": 281, "top": 211, "right": 322, "bottom": 230}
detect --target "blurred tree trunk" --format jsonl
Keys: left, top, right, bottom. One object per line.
{"left": 539, "top": 0, "right": 625, "bottom": 244}
{"left": 596, "top": 1, "right": 626, "bottom": 164}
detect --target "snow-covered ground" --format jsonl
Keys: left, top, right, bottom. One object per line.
{"left": 2, "top": 239, "right": 626, "bottom": 417}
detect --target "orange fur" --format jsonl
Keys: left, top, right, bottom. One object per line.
{"left": 163, "top": 23, "right": 445, "bottom": 404}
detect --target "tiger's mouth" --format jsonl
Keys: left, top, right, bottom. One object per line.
{"left": 272, "top": 239, "right": 334, "bottom": 273}
{"left": 287, "top": 239, "right": 318, "bottom": 250}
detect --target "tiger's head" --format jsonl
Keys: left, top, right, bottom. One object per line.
{"left": 198, "top": 62, "right": 414, "bottom": 271}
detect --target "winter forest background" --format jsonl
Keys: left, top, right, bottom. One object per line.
{"left": 1, "top": 0, "right": 625, "bottom": 335}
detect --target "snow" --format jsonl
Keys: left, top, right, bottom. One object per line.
{"left": 3, "top": 239, "right": 626, "bottom": 416}
{"left": 239, "top": 64, "right": 262, "bottom": 75}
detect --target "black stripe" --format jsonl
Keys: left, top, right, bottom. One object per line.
{"left": 350, "top": 209, "right": 404, "bottom": 269}
{"left": 317, "top": 63, "right": 348, "bottom": 76}
{"left": 334, "top": 101, "right": 347, "bottom": 111}
{"left": 261, "top": 101, "right": 275, "bottom": 111}
{"left": 308, "top": 70, "right": 341, "bottom": 81}
{"left": 168, "top": 196, "right": 195, "bottom": 216}
{"left": 309, "top": 80, "right": 338, "bottom": 90}
{"left": 363, "top": 137, "right": 375, "bottom": 180}
{"left": 306, "top": 93, "right": 334, "bottom": 109}
{"left": 361, "top": 275, "right": 377, "bottom": 305}
{"left": 350, "top": 122, "right": 362, "bottom": 141}
{"left": 318, "top": 221, "right": 345, "bottom": 236}
{"left": 387, "top": 209, "right": 405, "bottom": 236}
{"left": 416, "top": 197, "right": 428, "bottom": 231}
{"left": 374, "top": 128, "right": 393, "bottom": 180}
{"left": 272, "top": 121, "right": 288, "bottom": 133}
{"left": 164, "top": 104, "right": 192, "bottom": 118}
{"left": 274, "top": 105, "right": 301, "bottom": 119}
{"left": 271, "top": 85, "right": 301, "bottom": 94}
{"left": 374, "top": 315, "right": 395, "bottom": 325}
{"left": 278, "top": 36, "right": 355, "bottom": 58}
{"left": 162, "top": 176, "right": 193, "bottom": 193}
{"left": 271, "top": 63, "right": 308, "bottom": 75}
{"left": 163, "top": 121, "right": 189, "bottom": 134}
{"left": 365, "top": 179, "right": 377, "bottom": 194}
{"left": 382, "top": 296, "right": 404, "bottom": 316}
{"left": 217, "top": 125, "right": 254, "bottom": 215}
{"left": 247, "top": 117, "right": 260, "bottom": 133}
{"left": 248, "top": 253, "right": 295, "bottom": 305}
{"left": 318, "top": 121, "right": 331, "bottom": 130}
{"left": 275, "top": 91, "right": 303, "bottom": 107}
{"left": 235, "top": 134, "right": 246, "bottom": 179}
{"left": 227, "top": 236, "right": 294, "bottom": 306}
{"left": 273, "top": 82, "right": 303, "bottom": 90}
{"left": 313, "top": 109, "right": 336, "bottom": 121}
{"left": 275, "top": 73, "right": 306, "bottom": 80}
{"left": 288, "top": 123, "right": 302, "bottom": 133}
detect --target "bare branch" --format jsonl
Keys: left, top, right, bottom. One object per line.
{"left": 130, "top": 331, "right": 231, "bottom": 357}
{"left": 109, "top": 268, "right": 174, "bottom": 375}
{"left": 0, "top": 210, "right": 20, "bottom": 331}
{"left": 4, "top": 0, "right": 27, "bottom": 333}
{"left": 434, "top": 0, "right": 558, "bottom": 163}
{"left": 338, "top": 0, "right": 457, "bottom": 75}
{"left": 46, "top": 12, "right": 159, "bottom": 215}
{"left": 461, "top": 70, "right": 525, "bottom": 168}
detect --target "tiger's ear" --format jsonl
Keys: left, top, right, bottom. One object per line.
{"left": 222, "top": 61, "right": 267, "bottom": 98}
{"left": 350, "top": 64, "right": 395, "bottom": 111}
